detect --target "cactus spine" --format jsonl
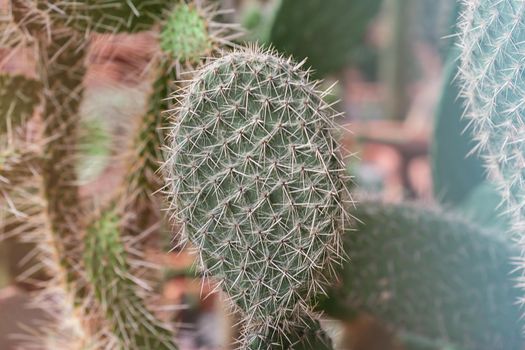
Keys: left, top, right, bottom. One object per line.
{"left": 458, "top": 0, "right": 525, "bottom": 309}
{"left": 165, "top": 46, "right": 351, "bottom": 348}
{"left": 321, "top": 200, "right": 522, "bottom": 350}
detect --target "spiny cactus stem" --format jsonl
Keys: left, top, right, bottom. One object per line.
{"left": 122, "top": 61, "right": 177, "bottom": 239}
{"left": 37, "top": 27, "right": 86, "bottom": 292}
{"left": 85, "top": 209, "right": 178, "bottom": 350}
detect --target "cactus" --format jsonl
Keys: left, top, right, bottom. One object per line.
{"left": 269, "top": 0, "right": 382, "bottom": 77}
{"left": 321, "top": 200, "right": 522, "bottom": 350}
{"left": 458, "top": 0, "right": 525, "bottom": 309}
{"left": 165, "top": 46, "right": 351, "bottom": 348}
{"left": 37, "top": 27, "right": 87, "bottom": 288}
{"left": 122, "top": 2, "right": 228, "bottom": 239}
{"left": 431, "top": 52, "right": 484, "bottom": 206}
{"left": 0, "top": 0, "right": 246, "bottom": 348}
{"left": 85, "top": 208, "right": 177, "bottom": 350}
{"left": 0, "top": 74, "right": 42, "bottom": 134}
{"left": 432, "top": 50, "right": 508, "bottom": 232}
{"left": 160, "top": 2, "right": 213, "bottom": 64}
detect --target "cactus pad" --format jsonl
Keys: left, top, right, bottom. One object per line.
{"left": 160, "top": 3, "right": 212, "bottom": 63}
{"left": 166, "top": 47, "right": 350, "bottom": 341}
{"left": 322, "top": 200, "right": 522, "bottom": 350}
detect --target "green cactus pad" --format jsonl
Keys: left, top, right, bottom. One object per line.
{"left": 269, "top": 0, "right": 382, "bottom": 76}
{"left": 160, "top": 3, "right": 212, "bottom": 63}
{"left": 0, "top": 74, "right": 41, "bottom": 134}
{"left": 166, "top": 47, "right": 351, "bottom": 340}
{"left": 85, "top": 209, "right": 178, "bottom": 350}
{"left": 321, "top": 200, "right": 522, "bottom": 350}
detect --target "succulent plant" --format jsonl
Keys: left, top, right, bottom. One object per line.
{"left": 458, "top": 0, "right": 525, "bottom": 314}
{"left": 321, "top": 200, "right": 522, "bottom": 350}
{"left": 85, "top": 208, "right": 178, "bottom": 350}
{"left": 432, "top": 51, "right": 484, "bottom": 206}
{"left": 165, "top": 46, "right": 352, "bottom": 348}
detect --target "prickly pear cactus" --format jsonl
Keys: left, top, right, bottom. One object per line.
{"left": 322, "top": 200, "right": 522, "bottom": 350}
{"left": 165, "top": 47, "right": 351, "bottom": 347}
{"left": 458, "top": 0, "right": 525, "bottom": 306}
{"left": 0, "top": 74, "right": 41, "bottom": 133}
{"left": 85, "top": 209, "right": 178, "bottom": 350}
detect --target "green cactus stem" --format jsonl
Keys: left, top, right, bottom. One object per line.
{"left": 85, "top": 209, "right": 178, "bottom": 350}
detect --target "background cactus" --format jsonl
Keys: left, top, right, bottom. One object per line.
{"left": 85, "top": 208, "right": 178, "bottom": 350}
{"left": 0, "top": 0, "right": 234, "bottom": 348}
{"left": 269, "top": 0, "right": 382, "bottom": 77}
{"left": 458, "top": 0, "right": 525, "bottom": 311}
{"left": 431, "top": 52, "right": 484, "bottom": 206}
{"left": 165, "top": 46, "right": 351, "bottom": 348}
{"left": 321, "top": 200, "right": 522, "bottom": 350}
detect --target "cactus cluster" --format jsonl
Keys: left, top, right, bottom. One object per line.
{"left": 3, "top": 1, "right": 525, "bottom": 350}
{"left": 165, "top": 46, "right": 352, "bottom": 348}
{"left": 0, "top": 0, "right": 235, "bottom": 348}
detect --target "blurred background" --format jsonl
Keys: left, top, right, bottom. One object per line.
{"left": 0, "top": 0, "right": 501, "bottom": 349}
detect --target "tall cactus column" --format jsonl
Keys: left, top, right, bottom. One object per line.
{"left": 165, "top": 47, "right": 352, "bottom": 349}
